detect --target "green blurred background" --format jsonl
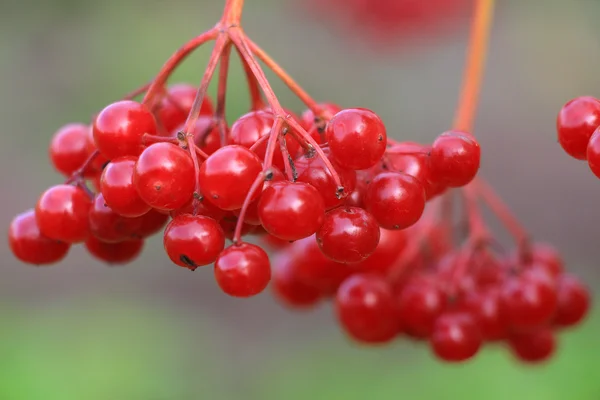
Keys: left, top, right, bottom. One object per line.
{"left": 1, "top": 0, "right": 600, "bottom": 399}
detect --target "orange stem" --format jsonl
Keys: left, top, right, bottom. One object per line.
{"left": 453, "top": 0, "right": 495, "bottom": 132}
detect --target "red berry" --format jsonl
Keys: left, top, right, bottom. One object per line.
{"left": 229, "top": 110, "right": 300, "bottom": 170}
{"left": 49, "top": 123, "right": 93, "bottom": 176}
{"left": 462, "top": 289, "right": 507, "bottom": 341}
{"left": 587, "top": 127, "right": 600, "bottom": 178}
{"left": 557, "top": 96, "right": 600, "bottom": 160}
{"left": 9, "top": 209, "right": 70, "bottom": 265}
{"left": 295, "top": 151, "right": 356, "bottom": 209}
{"left": 85, "top": 236, "right": 144, "bottom": 265}
{"left": 214, "top": 243, "right": 271, "bottom": 298}
{"left": 198, "top": 145, "right": 263, "bottom": 211}
{"left": 316, "top": 207, "right": 380, "bottom": 263}
{"left": 509, "top": 329, "right": 556, "bottom": 363}
{"left": 499, "top": 269, "right": 558, "bottom": 331}
{"left": 163, "top": 214, "right": 225, "bottom": 270}
{"left": 364, "top": 172, "right": 426, "bottom": 230}
{"left": 429, "top": 130, "right": 480, "bottom": 187}
{"left": 157, "top": 83, "right": 214, "bottom": 132}
{"left": 553, "top": 275, "right": 591, "bottom": 327}
{"left": 386, "top": 142, "right": 441, "bottom": 199}
{"left": 396, "top": 278, "right": 446, "bottom": 337}
{"left": 335, "top": 274, "right": 399, "bottom": 344}
{"left": 93, "top": 100, "right": 157, "bottom": 159}
{"left": 132, "top": 209, "right": 170, "bottom": 238}
{"left": 430, "top": 312, "right": 482, "bottom": 362}
{"left": 100, "top": 157, "right": 151, "bottom": 217}
{"left": 88, "top": 193, "right": 142, "bottom": 243}
{"left": 326, "top": 108, "right": 387, "bottom": 170}
{"left": 272, "top": 252, "right": 322, "bottom": 308}
{"left": 133, "top": 142, "right": 195, "bottom": 211}
{"left": 35, "top": 184, "right": 92, "bottom": 243}
{"left": 258, "top": 181, "right": 326, "bottom": 241}
{"left": 353, "top": 228, "right": 406, "bottom": 274}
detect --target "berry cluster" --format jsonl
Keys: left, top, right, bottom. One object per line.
{"left": 557, "top": 96, "right": 600, "bottom": 177}
{"left": 6, "top": 0, "right": 591, "bottom": 365}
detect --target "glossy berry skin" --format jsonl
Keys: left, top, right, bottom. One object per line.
{"left": 163, "top": 214, "right": 225, "bottom": 270}
{"left": 101, "top": 157, "right": 151, "bottom": 217}
{"left": 316, "top": 207, "right": 380, "bottom": 263}
{"left": 396, "top": 278, "right": 446, "bottom": 338}
{"left": 295, "top": 151, "right": 356, "bottom": 209}
{"left": 326, "top": 108, "right": 387, "bottom": 170}
{"left": 85, "top": 236, "right": 144, "bottom": 265}
{"left": 430, "top": 312, "right": 482, "bottom": 362}
{"left": 133, "top": 142, "right": 195, "bottom": 211}
{"left": 157, "top": 83, "right": 214, "bottom": 132}
{"left": 49, "top": 123, "right": 93, "bottom": 176}
{"left": 509, "top": 329, "right": 556, "bottom": 363}
{"left": 9, "top": 209, "right": 70, "bottom": 265}
{"left": 353, "top": 228, "right": 406, "bottom": 275}
{"left": 364, "top": 172, "right": 426, "bottom": 230}
{"left": 386, "top": 142, "right": 440, "bottom": 199}
{"left": 229, "top": 110, "right": 300, "bottom": 170}
{"left": 586, "top": 127, "right": 600, "bottom": 178}
{"left": 214, "top": 243, "right": 271, "bottom": 298}
{"left": 35, "top": 184, "right": 92, "bottom": 243}
{"left": 198, "top": 145, "right": 263, "bottom": 211}
{"left": 553, "top": 275, "right": 591, "bottom": 327}
{"left": 272, "top": 252, "right": 322, "bottom": 308}
{"left": 429, "top": 130, "right": 480, "bottom": 187}
{"left": 88, "top": 193, "right": 142, "bottom": 243}
{"left": 258, "top": 181, "right": 326, "bottom": 241}
{"left": 93, "top": 100, "right": 157, "bottom": 160}
{"left": 557, "top": 96, "right": 600, "bottom": 160}
{"left": 499, "top": 269, "right": 558, "bottom": 331}
{"left": 335, "top": 274, "right": 399, "bottom": 344}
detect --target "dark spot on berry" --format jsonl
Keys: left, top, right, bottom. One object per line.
{"left": 265, "top": 170, "right": 274, "bottom": 181}
{"left": 378, "top": 134, "right": 383, "bottom": 141}
{"left": 177, "top": 131, "right": 186, "bottom": 141}
{"left": 155, "top": 185, "right": 161, "bottom": 191}
{"left": 101, "top": 161, "right": 110, "bottom": 170}
{"left": 180, "top": 255, "right": 198, "bottom": 270}
{"left": 393, "top": 224, "right": 400, "bottom": 229}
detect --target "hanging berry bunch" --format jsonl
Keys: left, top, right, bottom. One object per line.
{"left": 7, "top": 0, "right": 591, "bottom": 364}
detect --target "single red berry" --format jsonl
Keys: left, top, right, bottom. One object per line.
{"left": 93, "top": 100, "right": 157, "bottom": 160}
{"left": 229, "top": 110, "right": 300, "bottom": 170}
{"left": 429, "top": 130, "right": 480, "bottom": 187}
{"left": 85, "top": 236, "right": 144, "bottom": 265}
{"left": 198, "top": 145, "right": 263, "bottom": 211}
{"left": 132, "top": 209, "right": 170, "bottom": 238}
{"left": 364, "top": 172, "right": 426, "bottom": 230}
{"left": 214, "top": 243, "right": 271, "bottom": 298}
{"left": 587, "top": 127, "right": 600, "bottom": 178}
{"left": 100, "top": 157, "right": 151, "bottom": 217}
{"left": 335, "top": 274, "right": 399, "bottom": 344}
{"left": 509, "top": 329, "right": 556, "bottom": 363}
{"left": 499, "top": 268, "right": 558, "bottom": 331}
{"left": 430, "top": 312, "right": 482, "bottom": 362}
{"left": 157, "top": 83, "right": 214, "bottom": 132}
{"left": 326, "top": 108, "right": 387, "bottom": 170}
{"left": 316, "top": 207, "right": 380, "bottom": 263}
{"left": 353, "top": 228, "right": 406, "bottom": 274}
{"left": 163, "top": 214, "right": 225, "bottom": 270}
{"left": 295, "top": 150, "right": 356, "bottom": 209}
{"left": 525, "top": 243, "right": 564, "bottom": 277}
{"left": 35, "top": 184, "right": 92, "bottom": 243}
{"left": 553, "top": 274, "right": 591, "bottom": 327}
{"left": 49, "top": 123, "right": 93, "bottom": 176}
{"left": 557, "top": 96, "right": 600, "bottom": 160}
{"left": 133, "top": 142, "right": 195, "bottom": 211}
{"left": 172, "top": 116, "right": 222, "bottom": 155}
{"left": 462, "top": 289, "right": 507, "bottom": 341}
{"left": 9, "top": 209, "right": 70, "bottom": 265}
{"left": 272, "top": 252, "right": 322, "bottom": 308}
{"left": 88, "top": 193, "right": 142, "bottom": 243}
{"left": 258, "top": 181, "right": 326, "bottom": 241}
{"left": 396, "top": 277, "right": 446, "bottom": 337}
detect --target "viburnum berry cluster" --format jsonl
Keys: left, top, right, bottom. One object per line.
{"left": 7, "top": 0, "right": 591, "bottom": 364}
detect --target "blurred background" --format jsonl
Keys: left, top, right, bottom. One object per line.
{"left": 1, "top": 0, "right": 600, "bottom": 398}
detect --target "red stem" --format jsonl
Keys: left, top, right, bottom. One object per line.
{"left": 122, "top": 82, "right": 151, "bottom": 100}
{"left": 216, "top": 42, "right": 233, "bottom": 147}
{"left": 235, "top": 46, "right": 265, "bottom": 110}
{"left": 142, "top": 28, "right": 218, "bottom": 107}
{"left": 65, "top": 151, "right": 100, "bottom": 184}
{"left": 232, "top": 172, "right": 266, "bottom": 244}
